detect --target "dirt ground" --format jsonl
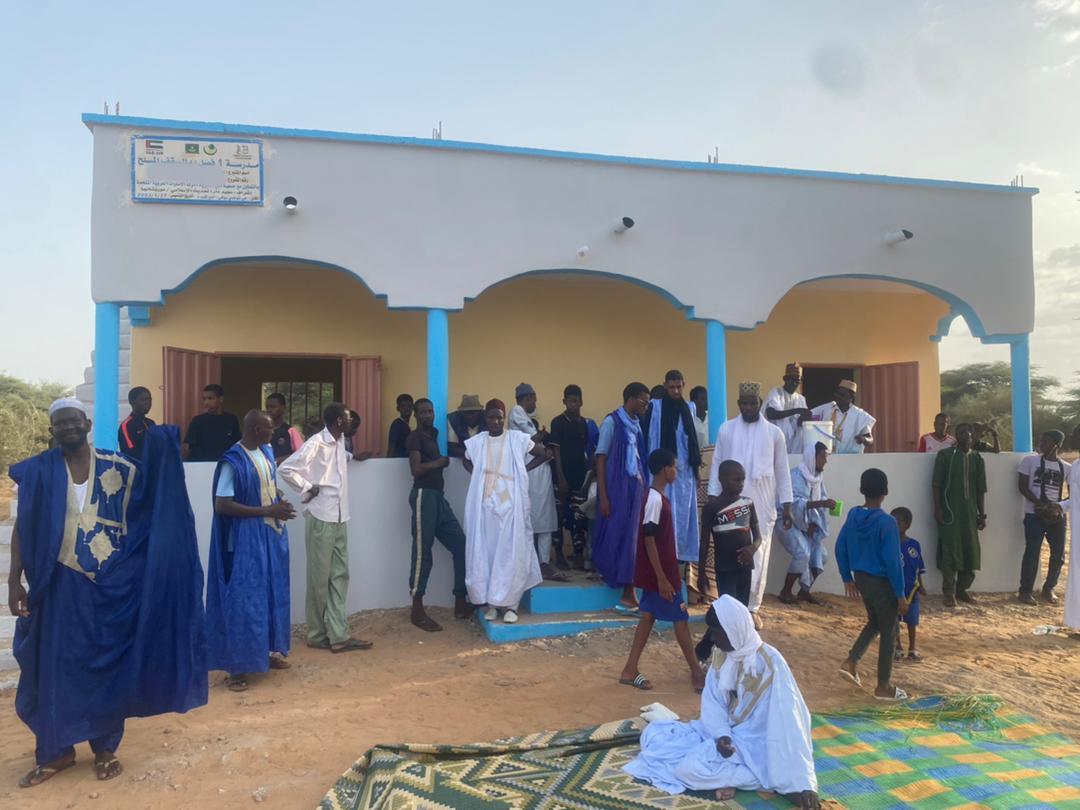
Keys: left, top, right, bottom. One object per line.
{"left": 0, "top": 586, "right": 1076, "bottom": 810}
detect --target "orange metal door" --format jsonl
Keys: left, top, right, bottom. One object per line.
{"left": 162, "top": 346, "right": 221, "bottom": 434}
{"left": 860, "top": 362, "right": 919, "bottom": 453}
{"left": 341, "top": 357, "right": 383, "bottom": 455}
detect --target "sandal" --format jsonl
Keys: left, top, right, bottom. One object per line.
{"left": 306, "top": 639, "right": 331, "bottom": 650}
{"left": 94, "top": 754, "right": 123, "bottom": 781}
{"left": 331, "top": 638, "right": 374, "bottom": 653}
{"left": 838, "top": 667, "right": 862, "bottom": 687}
{"left": 268, "top": 656, "right": 291, "bottom": 670}
{"left": 777, "top": 592, "right": 798, "bottom": 605}
{"left": 893, "top": 648, "right": 905, "bottom": 661}
{"left": 619, "top": 673, "right": 653, "bottom": 691}
{"left": 18, "top": 760, "right": 75, "bottom": 788}
{"left": 874, "top": 686, "right": 909, "bottom": 702}
{"left": 411, "top": 614, "right": 444, "bottom": 632}
{"left": 798, "top": 590, "right": 824, "bottom": 605}
{"left": 227, "top": 676, "right": 249, "bottom": 692}
{"left": 907, "top": 651, "right": 924, "bottom": 662}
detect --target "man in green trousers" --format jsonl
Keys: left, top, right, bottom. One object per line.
{"left": 279, "top": 402, "right": 372, "bottom": 653}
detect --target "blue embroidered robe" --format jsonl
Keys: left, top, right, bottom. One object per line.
{"left": 646, "top": 402, "right": 700, "bottom": 562}
{"left": 9, "top": 427, "right": 207, "bottom": 757}
{"left": 205, "top": 443, "right": 291, "bottom": 674}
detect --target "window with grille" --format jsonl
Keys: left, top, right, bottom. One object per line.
{"left": 262, "top": 382, "right": 336, "bottom": 437}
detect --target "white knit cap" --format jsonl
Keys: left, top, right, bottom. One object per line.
{"left": 48, "top": 397, "right": 88, "bottom": 418}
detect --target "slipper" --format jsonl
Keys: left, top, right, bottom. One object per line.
{"left": 893, "top": 648, "right": 905, "bottom": 661}
{"left": 94, "top": 755, "right": 123, "bottom": 781}
{"left": 619, "top": 673, "right": 653, "bottom": 690}
{"left": 18, "top": 760, "right": 76, "bottom": 789}
{"left": 874, "top": 687, "right": 909, "bottom": 702}
{"left": 306, "top": 639, "right": 331, "bottom": 650}
{"left": 614, "top": 603, "right": 640, "bottom": 615}
{"left": 482, "top": 606, "right": 498, "bottom": 621}
{"left": 502, "top": 609, "right": 519, "bottom": 624}
{"left": 331, "top": 638, "right": 374, "bottom": 653}
{"left": 907, "top": 651, "right": 924, "bottom": 662}
{"left": 838, "top": 668, "right": 862, "bottom": 687}
{"left": 777, "top": 593, "right": 798, "bottom": 605}
{"left": 227, "top": 676, "right": 249, "bottom": 692}
{"left": 411, "top": 614, "right": 444, "bottom": 632}
{"left": 268, "top": 656, "right": 291, "bottom": 670}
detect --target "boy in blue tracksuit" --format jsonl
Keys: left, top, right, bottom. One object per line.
{"left": 836, "top": 468, "right": 909, "bottom": 701}
{"left": 891, "top": 506, "right": 927, "bottom": 662}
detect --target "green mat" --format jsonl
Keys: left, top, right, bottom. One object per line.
{"left": 320, "top": 696, "right": 1080, "bottom": 809}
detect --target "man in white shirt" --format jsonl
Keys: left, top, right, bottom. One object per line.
{"left": 765, "top": 363, "right": 811, "bottom": 454}
{"left": 278, "top": 402, "right": 372, "bottom": 653}
{"left": 810, "top": 380, "right": 875, "bottom": 454}
{"left": 709, "top": 382, "right": 793, "bottom": 628}
{"left": 690, "top": 386, "right": 710, "bottom": 450}
{"left": 1016, "top": 430, "right": 1071, "bottom": 605}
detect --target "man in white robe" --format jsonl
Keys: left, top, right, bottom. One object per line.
{"left": 709, "top": 382, "right": 793, "bottom": 625}
{"left": 765, "top": 363, "right": 812, "bottom": 455}
{"left": 810, "top": 380, "right": 875, "bottom": 454}
{"left": 508, "top": 383, "right": 561, "bottom": 578}
{"left": 1055, "top": 427, "right": 1080, "bottom": 633}
{"left": 463, "top": 399, "right": 543, "bottom": 624}
{"left": 625, "top": 595, "right": 819, "bottom": 808}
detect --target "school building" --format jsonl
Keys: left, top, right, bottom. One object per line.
{"left": 77, "top": 113, "right": 1039, "bottom": 628}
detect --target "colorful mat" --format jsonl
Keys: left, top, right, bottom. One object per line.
{"left": 320, "top": 696, "right": 1080, "bottom": 809}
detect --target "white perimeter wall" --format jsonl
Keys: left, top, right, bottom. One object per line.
{"left": 184, "top": 453, "right": 1033, "bottom": 622}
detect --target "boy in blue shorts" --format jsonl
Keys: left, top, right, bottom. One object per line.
{"left": 892, "top": 507, "right": 927, "bottom": 662}
{"left": 618, "top": 449, "right": 706, "bottom": 694}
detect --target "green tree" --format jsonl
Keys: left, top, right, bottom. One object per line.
{"left": 0, "top": 373, "right": 73, "bottom": 473}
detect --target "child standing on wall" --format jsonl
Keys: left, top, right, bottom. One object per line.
{"left": 892, "top": 507, "right": 927, "bottom": 662}
{"left": 618, "top": 449, "right": 706, "bottom": 694}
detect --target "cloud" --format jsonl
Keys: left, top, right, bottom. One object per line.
{"left": 1041, "top": 52, "right": 1080, "bottom": 72}
{"left": 1017, "top": 161, "right": 1063, "bottom": 178}
{"left": 1034, "top": 0, "right": 1080, "bottom": 43}
{"left": 1042, "top": 244, "right": 1080, "bottom": 268}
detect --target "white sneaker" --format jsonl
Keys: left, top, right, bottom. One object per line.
{"left": 482, "top": 607, "right": 498, "bottom": 621}
{"left": 502, "top": 609, "right": 519, "bottom": 624}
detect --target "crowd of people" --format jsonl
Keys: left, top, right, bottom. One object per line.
{"left": 6, "top": 360, "right": 1079, "bottom": 806}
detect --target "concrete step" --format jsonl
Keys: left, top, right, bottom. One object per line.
{"left": 522, "top": 576, "right": 689, "bottom": 616}
{"left": 0, "top": 524, "right": 11, "bottom": 545}
{"left": 477, "top": 606, "right": 705, "bottom": 644}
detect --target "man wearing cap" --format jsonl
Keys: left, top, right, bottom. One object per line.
{"left": 447, "top": 395, "right": 486, "bottom": 459}
{"left": 765, "top": 364, "right": 812, "bottom": 454}
{"left": 508, "top": 383, "right": 561, "bottom": 578}
{"left": 709, "top": 383, "right": 793, "bottom": 628}
{"left": 7, "top": 399, "right": 207, "bottom": 788}
{"left": 810, "top": 381, "right": 875, "bottom": 455}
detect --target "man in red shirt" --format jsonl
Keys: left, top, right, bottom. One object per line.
{"left": 618, "top": 448, "right": 706, "bottom": 694}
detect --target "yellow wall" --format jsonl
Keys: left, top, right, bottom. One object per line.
{"left": 130, "top": 265, "right": 427, "bottom": 433}
{"left": 130, "top": 269, "right": 946, "bottom": 440}
{"left": 727, "top": 287, "right": 948, "bottom": 432}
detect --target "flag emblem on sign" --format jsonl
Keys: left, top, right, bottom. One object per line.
{"left": 145, "top": 139, "right": 163, "bottom": 151}
{"left": 185, "top": 143, "right": 200, "bottom": 154}
{"left": 203, "top": 144, "right": 217, "bottom": 155}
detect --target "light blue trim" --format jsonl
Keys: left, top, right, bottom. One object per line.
{"left": 476, "top": 609, "right": 704, "bottom": 644}
{"left": 94, "top": 303, "right": 121, "bottom": 450}
{"left": 130, "top": 134, "right": 264, "bottom": 206}
{"left": 707, "top": 321, "right": 728, "bottom": 441}
{"left": 1010, "top": 336, "right": 1033, "bottom": 453}
{"left": 427, "top": 310, "right": 450, "bottom": 455}
{"left": 127, "top": 305, "right": 152, "bottom": 326}
{"left": 83, "top": 113, "right": 1039, "bottom": 196}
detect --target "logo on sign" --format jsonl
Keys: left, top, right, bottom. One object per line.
{"left": 145, "top": 139, "right": 163, "bottom": 153}
{"left": 203, "top": 144, "right": 217, "bottom": 156}
{"left": 234, "top": 144, "right": 251, "bottom": 158}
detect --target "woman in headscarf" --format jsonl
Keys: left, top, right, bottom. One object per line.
{"left": 624, "top": 595, "right": 819, "bottom": 808}
{"left": 776, "top": 442, "right": 835, "bottom": 605}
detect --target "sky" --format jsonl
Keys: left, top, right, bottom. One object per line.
{"left": 0, "top": 1, "right": 1077, "bottom": 391}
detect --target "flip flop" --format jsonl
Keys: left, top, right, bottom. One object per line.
{"left": 227, "top": 676, "right": 249, "bottom": 692}
{"left": 907, "top": 651, "right": 924, "bottom": 662}
{"left": 268, "top": 656, "right": 291, "bottom": 670}
{"left": 331, "top": 638, "right": 374, "bottom": 653}
{"left": 619, "top": 673, "right": 653, "bottom": 690}
{"left": 411, "top": 614, "right": 444, "bottom": 632}
{"left": 614, "top": 603, "right": 640, "bottom": 615}
{"left": 18, "top": 760, "right": 76, "bottom": 789}
{"left": 306, "top": 639, "right": 331, "bottom": 650}
{"left": 838, "top": 668, "right": 862, "bottom": 687}
{"left": 777, "top": 593, "right": 798, "bottom": 605}
{"left": 874, "top": 687, "right": 909, "bottom": 702}
{"left": 94, "top": 755, "right": 123, "bottom": 781}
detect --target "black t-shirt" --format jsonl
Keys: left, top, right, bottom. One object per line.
{"left": 388, "top": 418, "right": 411, "bottom": 458}
{"left": 406, "top": 427, "right": 444, "bottom": 491}
{"left": 271, "top": 422, "right": 295, "bottom": 462}
{"left": 549, "top": 413, "right": 588, "bottom": 489}
{"left": 118, "top": 415, "right": 156, "bottom": 460}
{"left": 701, "top": 493, "right": 759, "bottom": 571}
{"left": 184, "top": 412, "right": 242, "bottom": 462}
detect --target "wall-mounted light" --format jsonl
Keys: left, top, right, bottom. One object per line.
{"left": 883, "top": 229, "right": 913, "bottom": 246}
{"left": 614, "top": 216, "right": 635, "bottom": 234}
{"left": 577, "top": 245, "right": 590, "bottom": 258}
{"left": 283, "top": 196, "right": 298, "bottom": 213}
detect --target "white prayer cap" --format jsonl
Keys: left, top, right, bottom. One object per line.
{"left": 48, "top": 397, "right": 88, "bottom": 418}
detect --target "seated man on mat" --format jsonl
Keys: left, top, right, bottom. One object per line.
{"left": 624, "top": 595, "right": 819, "bottom": 809}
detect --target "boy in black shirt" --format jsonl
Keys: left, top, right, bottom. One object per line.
{"left": 183, "top": 384, "right": 241, "bottom": 461}
{"left": 118, "top": 386, "right": 156, "bottom": 460}
{"left": 699, "top": 459, "right": 761, "bottom": 607}
{"left": 406, "top": 398, "right": 468, "bottom": 632}
{"left": 549, "top": 384, "right": 600, "bottom": 570}
{"left": 387, "top": 393, "right": 414, "bottom": 458}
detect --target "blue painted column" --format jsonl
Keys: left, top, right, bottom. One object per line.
{"left": 427, "top": 309, "right": 450, "bottom": 455}
{"left": 93, "top": 302, "right": 121, "bottom": 450}
{"left": 1010, "top": 335, "right": 1033, "bottom": 453}
{"left": 706, "top": 321, "right": 728, "bottom": 442}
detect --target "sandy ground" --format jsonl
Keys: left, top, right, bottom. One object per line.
{"left": 0, "top": 582, "right": 1076, "bottom": 810}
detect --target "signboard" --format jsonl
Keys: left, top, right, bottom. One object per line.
{"left": 132, "top": 135, "right": 264, "bottom": 205}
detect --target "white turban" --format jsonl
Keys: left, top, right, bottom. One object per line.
{"left": 711, "top": 595, "right": 764, "bottom": 691}
{"left": 48, "top": 397, "right": 88, "bottom": 418}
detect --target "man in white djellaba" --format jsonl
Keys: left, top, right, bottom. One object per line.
{"left": 462, "top": 399, "right": 547, "bottom": 625}
{"left": 624, "top": 595, "right": 819, "bottom": 809}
